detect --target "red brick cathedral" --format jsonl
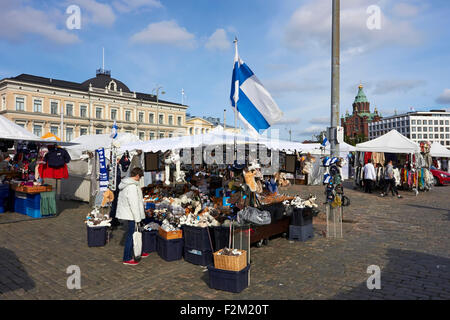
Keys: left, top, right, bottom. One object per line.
{"left": 341, "top": 84, "right": 381, "bottom": 144}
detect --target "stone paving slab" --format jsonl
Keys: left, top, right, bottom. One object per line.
{"left": 0, "top": 183, "right": 449, "bottom": 300}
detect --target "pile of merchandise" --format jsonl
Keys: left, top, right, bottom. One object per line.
{"left": 85, "top": 208, "right": 112, "bottom": 227}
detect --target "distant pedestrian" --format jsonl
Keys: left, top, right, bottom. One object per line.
{"left": 116, "top": 167, "right": 147, "bottom": 265}
{"left": 381, "top": 160, "right": 402, "bottom": 198}
{"left": 363, "top": 159, "right": 376, "bottom": 193}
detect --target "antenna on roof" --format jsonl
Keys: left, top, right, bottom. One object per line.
{"left": 102, "top": 47, "right": 105, "bottom": 71}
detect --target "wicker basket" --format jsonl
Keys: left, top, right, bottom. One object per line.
{"left": 13, "top": 185, "right": 51, "bottom": 194}
{"left": 158, "top": 228, "right": 183, "bottom": 240}
{"left": 213, "top": 249, "right": 247, "bottom": 272}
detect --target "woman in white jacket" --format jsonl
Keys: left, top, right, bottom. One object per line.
{"left": 116, "top": 167, "right": 147, "bottom": 265}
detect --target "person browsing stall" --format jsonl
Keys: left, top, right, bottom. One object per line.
{"left": 116, "top": 167, "right": 147, "bottom": 265}
{"left": 381, "top": 160, "right": 402, "bottom": 198}
{"left": 363, "top": 159, "right": 376, "bottom": 193}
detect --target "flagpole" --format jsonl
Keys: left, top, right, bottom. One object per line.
{"left": 233, "top": 37, "right": 238, "bottom": 161}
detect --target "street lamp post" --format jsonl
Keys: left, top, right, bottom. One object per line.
{"left": 153, "top": 86, "right": 165, "bottom": 139}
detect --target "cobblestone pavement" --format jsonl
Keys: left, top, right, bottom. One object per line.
{"left": 0, "top": 182, "right": 449, "bottom": 300}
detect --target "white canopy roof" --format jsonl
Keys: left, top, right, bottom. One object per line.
{"left": 67, "top": 133, "right": 142, "bottom": 160}
{"left": 356, "top": 129, "right": 420, "bottom": 154}
{"left": 0, "top": 115, "right": 43, "bottom": 142}
{"left": 120, "top": 126, "right": 315, "bottom": 153}
{"left": 430, "top": 142, "right": 450, "bottom": 158}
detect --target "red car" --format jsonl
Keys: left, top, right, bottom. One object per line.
{"left": 430, "top": 169, "right": 450, "bottom": 186}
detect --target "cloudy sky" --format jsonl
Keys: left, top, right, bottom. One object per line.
{"left": 0, "top": 0, "right": 449, "bottom": 141}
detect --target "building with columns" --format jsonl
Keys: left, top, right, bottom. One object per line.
{"left": 185, "top": 114, "right": 241, "bottom": 135}
{"left": 0, "top": 70, "right": 188, "bottom": 141}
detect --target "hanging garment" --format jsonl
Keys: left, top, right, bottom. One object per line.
{"left": 38, "top": 163, "right": 69, "bottom": 179}
{"left": 40, "top": 191, "right": 57, "bottom": 216}
{"left": 393, "top": 168, "right": 401, "bottom": 186}
{"left": 364, "top": 152, "right": 372, "bottom": 165}
{"left": 371, "top": 152, "right": 385, "bottom": 166}
{"left": 44, "top": 147, "right": 71, "bottom": 168}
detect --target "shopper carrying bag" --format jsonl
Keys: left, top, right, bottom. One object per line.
{"left": 133, "top": 222, "right": 142, "bottom": 259}
{"left": 116, "top": 167, "right": 148, "bottom": 265}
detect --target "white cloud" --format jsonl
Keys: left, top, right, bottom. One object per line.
{"left": 309, "top": 117, "right": 329, "bottom": 125}
{"left": 130, "top": 20, "right": 196, "bottom": 48}
{"left": 205, "top": 29, "right": 231, "bottom": 51}
{"left": 0, "top": 1, "right": 79, "bottom": 44}
{"left": 436, "top": 89, "right": 450, "bottom": 104}
{"left": 283, "top": 0, "right": 422, "bottom": 55}
{"left": 372, "top": 80, "right": 427, "bottom": 95}
{"left": 296, "top": 125, "right": 326, "bottom": 136}
{"left": 392, "top": 2, "right": 420, "bottom": 17}
{"left": 113, "top": 0, "right": 162, "bottom": 13}
{"left": 72, "top": 0, "right": 116, "bottom": 27}
{"left": 276, "top": 116, "right": 301, "bottom": 125}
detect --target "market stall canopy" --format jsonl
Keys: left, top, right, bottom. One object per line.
{"left": 0, "top": 115, "right": 45, "bottom": 142}
{"left": 308, "top": 141, "right": 355, "bottom": 156}
{"left": 67, "top": 133, "right": 142, "bottom": 160}
{"left": 356, "top": 129, "right": 420, "bottom": 153}
{"left": 430, "top": 142, "right": 450, "bottom": 158}
{"left": 120, "top": 126, "right": 316, "bottom": 153}
{"left": 41, "top": 132, "right": 61, "bottom": 141}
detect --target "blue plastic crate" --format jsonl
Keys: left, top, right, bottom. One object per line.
{"left": 142, "top": 230, "right": 158, "bottom": 253}
{"left": 156, "top": 235, "right": 183, "bottom": 261}
{"left": 87, "top": 225, "right": 107, "bottom": 247}
{"left": 26, "top": 207, "right": 42, "bottom": 218}
{"left": 288, "top": 224, "right": 314, "bottom": 242}
{"left": 184, "top": 246, "right": 213, "bottom": 266}
{"left": 183, "top": 225, "right": 214, "bottom": 251}
{"left": 14, "top": 197, "right": 27, "bottom": 215}
{"left": 290, "top": 207, "right": 313, "bottom": 226}
{"left": 207, "top": 264, "right": 250, "bottom": 293}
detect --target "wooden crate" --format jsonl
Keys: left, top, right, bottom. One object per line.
{"left": 158, "top": 228, "right": 183, "bottom": 240}
{"left": 213, "top": 249, "right": 247, "bottom": 272}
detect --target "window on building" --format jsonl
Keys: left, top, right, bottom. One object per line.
{"left": 1, "top": 96, "right": 5, "bottom": 110}
{"left": 417, "top": 120, "right": 422, "bottom": 125}
{"left": 441, "top": 141, "right": 445, "bottom": 146}
{"left": 411, "top": 120, "right": 416, "bottom": 125}
{"left": 33, "top": 125, "right": 42, "bottom": 137}
{"left": 96, "top": 129, "right": 103, "bottom": 135}
{"left": 418, "top": 134, "right": 422, "bottom": 139}
{"left": 440, "top": 134, "right": 445, "bottom": 139}
{"left": 139, "top": 132, "right": 145, "bottom": 140}
{"left": 150, "top": 132, "right": 155, "bottom": 140}
{"left": 66, "top": 104, "right": 73, "bottom": 116}
{"left": 15, "top": 122, "right": 25, "bottom": 128}
{"left": 446, "top": 127, "right": 449, "bottom": 132}
{"left": 440, "top": 120, "right": 444, "bottom": 125}
{"left": 66, "top": 127, "right": 74, "bottom": 141}
{"left": 417, "top": 127, "right": 422, "bottom": 132}
{"left": 195, "top": 128, "right": 199, "bottom": 135}
{"left": 138, "top": 112, "right": 144, "bottom": 123}
{"left": 428, "top": 120, "right": 432, "bottom": 125}
{"left": 447, "top": 141, "right": 450, "bottom": 146}
{"left": 435, "top": 134, "right": 439, "bottom": 139}
{"left": 423, "top": 134, "right": 428, "bottom": 139}
{"left": 445, "top": 120, "right": 449, "bottom": 125}
{"left": 412, "top": 134, "right": 416, "bottom": 139}
{"left": 429, "top": 127, "right": 433, "bottom": 132}
{"left": 111, "top": 109, "right": 117, "bottom": 120}
{"left": 33, "top": 99, "right": 42, "bottom": 112}
{"left": 50, "top": 102, "right": 58, "bottom": 114}
{"left": 177, "top": 116, "right": 182, "bottom": 126}
{"left": 80, "top": 128, "right": 88, "bottom": 136}
{"left": 80, "top": 105, "right": 87, "bottom": 118}
{"left": 446, "top": 134, "right": 450, "bottom": 139}
{"left": 168, "top": 133, "right": 173, "bottom": 138}
{"left": 125, "top": 110, "right": 131, "bottom": 122}
{"left": 16, "top": 97, "right": 25, "bottom": 111}
{"left": 168, "top": 115, "right": 173, "bottom": 125}
{"left": 149, "top": 113, "right": 154, "bottom": 124}
{"left": 423, "top": 127, "right": 427, "bottom": 132}
{"left": 440, "top": 127, "right": 444, "bottom": 132}
{"left": 434, "top": 120, "right": 438, "bottom": 125}
{"left": 412, "top": 127, "right": 416, "bottom": 132}
{"left": 50, "top": 126, "right": 59, "bottom": 136}
{"left": 189, "top": 127, "right": 193, "bottom": 135}
{"left": 159, "top": 114, "right": 164, "bottom": 124}
{"left": 435, "top": 127, "right": 439, "bottom": 132}
{"left": 95, "top": 107, "right": 102, "bottom": 119}
{"left": 159, "top": 132, "right": 164, "bottom": 139}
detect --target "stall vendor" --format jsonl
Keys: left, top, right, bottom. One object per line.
{"left": 0, "top": 154, "right": 11, "bottom": 171}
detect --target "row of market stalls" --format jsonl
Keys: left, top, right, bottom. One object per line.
{"left": 0, "top": 115, "right": 76, "bottom": 219}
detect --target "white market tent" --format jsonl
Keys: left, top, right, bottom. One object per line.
{"left": 430, "top": 142, "right": 450, "bottom": 158}
{"left": 120, "top": 126, "right": 317, "bottom": 153}
{"left": 67, "top": 132, "right": 142, "bottom": 160}
{"left": 356, "top": 129, "right": 420, "bottom": 153}
{"left": 0, "top": 115, "right": 44, "bottom": 142}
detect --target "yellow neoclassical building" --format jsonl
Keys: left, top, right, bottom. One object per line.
{"left": 0, "top": 70, "right": 188, "bottom": 141}
{"left": 185, "top": 115, "right": 241, "bottom": 135}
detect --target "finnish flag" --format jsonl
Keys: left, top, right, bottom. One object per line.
{"left": 110, "top": 120, "right": 118, "bottom": 139}
{"left": 230, "top": 39, "right": 283, "bottom": 134}
{"left": 322, "top": 134, "right": 329, "bottom": 147}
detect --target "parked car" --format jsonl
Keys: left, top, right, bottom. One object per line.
{"left": 430, "top": 169, "right": 450, "bottom": 186}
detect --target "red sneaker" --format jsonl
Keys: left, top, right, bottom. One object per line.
{"left": 123, "top": 260, "right": 139, "bottom": 265}
{"left": 141, "top": 253, "right": 150, "bottom": 258}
